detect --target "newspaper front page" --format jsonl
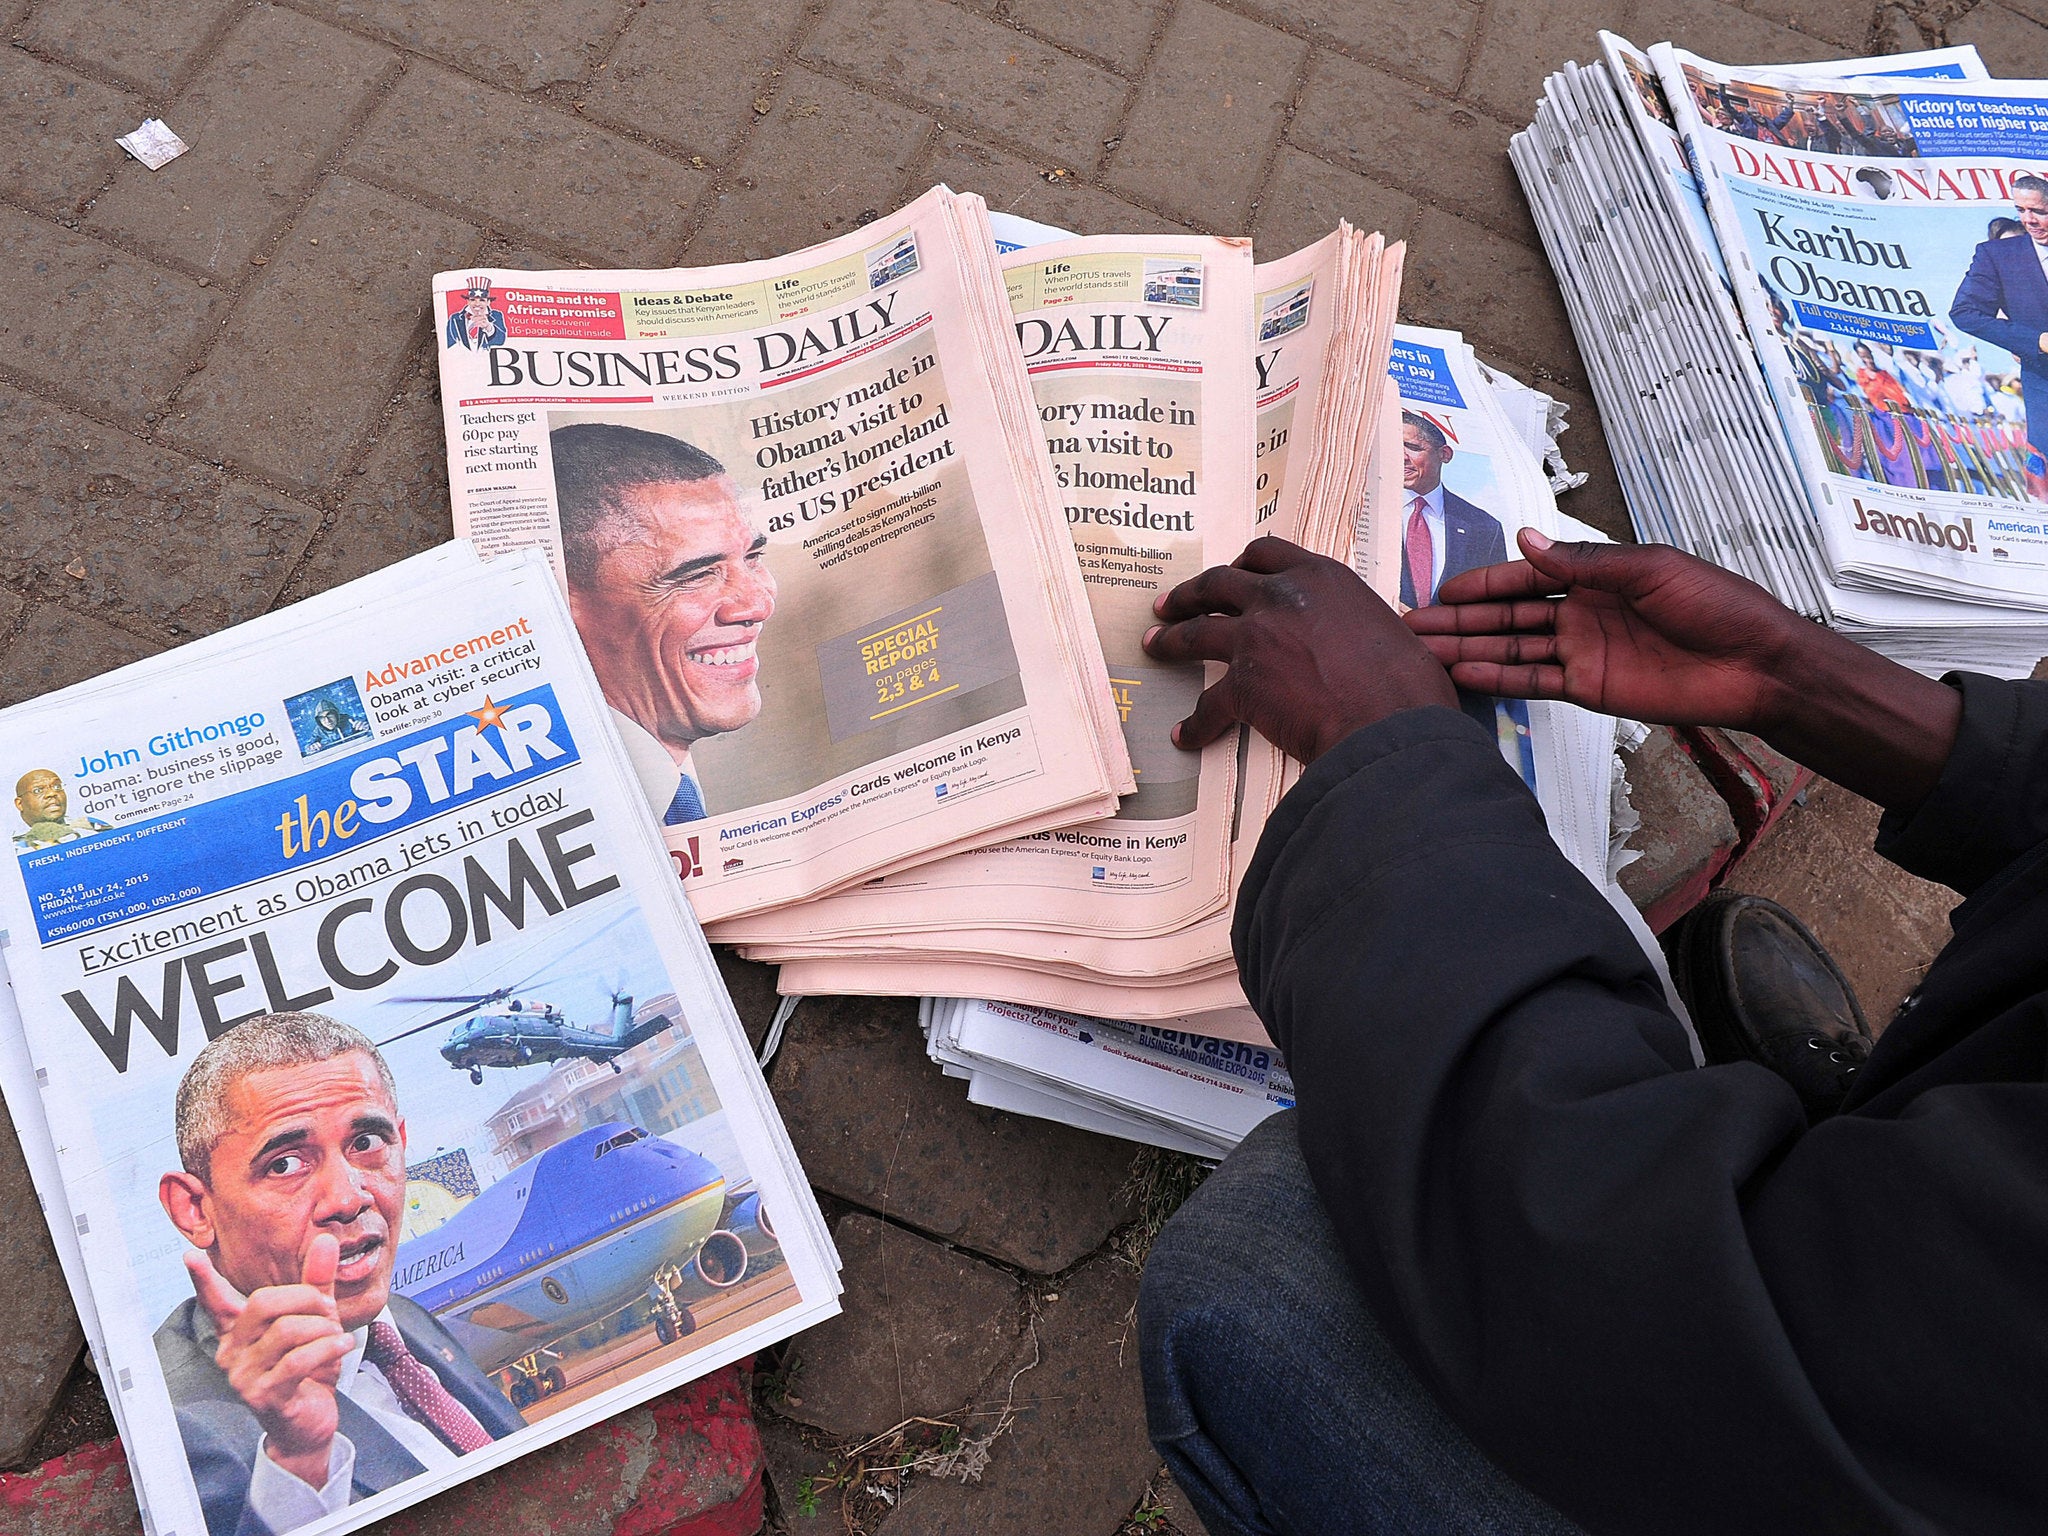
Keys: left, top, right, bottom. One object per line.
{"left": 0, "top": 547, "right": 838, "bottom": 1536}
{"left": 715, "top": 237, "right": 1258, "bottom": 942}
{"left": 1657, "top": 50, "right": 2048, "bottom": 608}
{"left": 434, "top": 188, "right": 1129, "bottom": 924}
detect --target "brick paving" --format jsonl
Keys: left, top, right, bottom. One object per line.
{"left": 0, "top": 0, "right": 2007, "bottom": 1527}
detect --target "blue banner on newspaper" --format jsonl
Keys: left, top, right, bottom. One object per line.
{"left": 1789, "top": 302, "right": 1936, "bottom": 349}
{"left": 17, "top": 686, "right": 580, "bottom": 944}
{"left": 1388, "top": 339, "right": 1467, "bottom": 409}
{"left": 1898, "top": 94, "right": 2048, "bottom": 157}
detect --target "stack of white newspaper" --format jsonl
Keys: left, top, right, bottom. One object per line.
{"left": 0, "top": 547, "right": 841, "bottom": 1536}
{"left": 1515, "top": 35, "right": 2048, "bottom": 675}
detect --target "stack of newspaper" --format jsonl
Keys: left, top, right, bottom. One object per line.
{"left": 0, "top": 547, "right": 841, "bottom": 1535}
{"left": 914, "top": 329, "right": 1666, "bottom": 1151}
{"left": 1515, "top": 35, "right": 2048, "bottom": 675}
{"left": 713, "top": 215, "right": 1406, "bottom": 1036}
{"left": 920, "top": 995, "right": 1294, "bottom": 1157}
{"left": 438, "top": 187, "right": 1135, "bottom": 927}
{"left": 432, "top": 196, "right": 1406, "bottom": 1040}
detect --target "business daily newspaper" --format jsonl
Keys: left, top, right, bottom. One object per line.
{"left": 0, "top": 546, "right": 838, "bottom": 1536}
{"left": 714, "top": 237, "right": 1257, "bottom": 944}
{"left": 1658, "top": 50, "right": 2048, "bottom": 609}
{"left": 433, "top": 188, "right": 1130, "bottom": 924}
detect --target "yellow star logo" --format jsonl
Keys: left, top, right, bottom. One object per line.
{"left": 468, "top": 696, "right": 510, "bottom": 731}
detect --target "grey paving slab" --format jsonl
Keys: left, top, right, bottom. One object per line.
{"left": 287, "top": 0, "right": 635, "bottom": 90}
{"left": 876, "top": 1256, "right": 1157, "bottom": 1536}
{"left": 1462, "top": 0, "right": 1631, "bottom": 123}
{"left": 85, "top": 5, "right": 399, "bottom": 278}
{"left": 0, "top": 209, "right": 226, "bottom": 424}
{"left": 18, "top": 0, "right": 238, "bottom": 95}
{"left": 1401, "top": 206, "right": 1585, "bottom": 388}
{"left": 0, "top": 50, "right": 140, "bottom": 218}
{"left": 291, "top": 366, "right": 452, "bottom": 595}
{"left": 1627, "top": 0, "right": 1844, "bottom": 62}
{"left": 347, "top": 63, "right": 706, "bottom": 268}
{"left": 1290, "top": 51, "right": 1539, "bottom": 249}
{"left": 802, "top": 0, "right": 1129, "bottom": 170}
{"left": 581, "top": 0, "right": 809, "bottom": 161}
{"left": 778, "top": 1213, "right": 1023, "bottom": 1439}
{"left": 1725, "top": 778, "right": 1959, "bottom": 1026}
{"left": 1951, "top": 1, "right": 2048, "bottom": 69}
{"left": 1734, "top": 0, "right": 1879, "bottom": 50}
{"left": 1234, "top": 0, "right": 1479, "bottom": 90}
{"left": 1992, "top": 0, "right": 2048, "bottom": 31}
{"left": 1005, "top": 0, "right": 1166, "bottom": 71}
{"left": 769, "top": 994, "right": 1141, "bottom": 1273}
{"left": 756, "top": 1411, "right": 844, "bottom": 1530}
{"left": 0, "top": 393, "right": 321, "bottom": 640}
{"left": 0, "top": 601, "right": 164, "bottom": 709}
{"left": 1103, "top": 0, "right": 1305, "bottom": 231}
{"left": 687, "top": 70, "right": 930, "bottom": 263}
{"left": 924, "top": 132, "right": 1194, "bottom": 235}
{"left": 165, "top": 175, "right": 478, "bottom": 489}
{"left": 1252, "top": 146, "right": 1419, "bottom": 255}
{"left": 0, "top": 1096, "right": 85, "bottom": 1469}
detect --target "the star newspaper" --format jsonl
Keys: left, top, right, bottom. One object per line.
{"left": 1512, "top": 36, "right": 2048, "bottom": 676}
{"left": 735, "top": 216, "right": 1409, "bottom": 1031}
{"left": 0, "top": 545, "right": 840, "bottom": 1536}
{"left": 431, "top": 186, "right": 1134, "bottom": 926}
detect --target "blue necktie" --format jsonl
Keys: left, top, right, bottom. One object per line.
{"left": 664, "top": 774, "right": 706, "bottom": 826}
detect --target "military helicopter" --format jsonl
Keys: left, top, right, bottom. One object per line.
{"left": 377, "top": 932, "right": 678, "bottom": 1083}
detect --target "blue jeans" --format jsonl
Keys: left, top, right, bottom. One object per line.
{"left": 1138, "top": 1113, "right": 1587, "bottom": 1536}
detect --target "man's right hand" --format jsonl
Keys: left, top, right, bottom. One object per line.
{"left": 187, "top": 1235, "right": 351, "bottom": 1488}
{"left": 1407, "top": 530, "right": 1963, "bottom": 812}
{"left": 1404, "top": 530, "right": 1802, "bottom": 731}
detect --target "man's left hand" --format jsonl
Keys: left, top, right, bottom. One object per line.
{"left": 1141, "top": 536, "right": 1457, "bottom": 764}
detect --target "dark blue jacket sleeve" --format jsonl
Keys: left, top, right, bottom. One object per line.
{"left": 1876, "top": 673, "right": 2048, "bottom": 895}
{"left": 1950, "top": 243, "right": 2037, "bottom": 364}
{"left": 1234, "top": 706, "right": 1938, "bottom": 1536}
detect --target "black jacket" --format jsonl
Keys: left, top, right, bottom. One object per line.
{"left": 1234, "top": 677, "right": 2048, "bottom": 1536}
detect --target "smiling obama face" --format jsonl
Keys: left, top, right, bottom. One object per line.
{"left": 567, "top": 474, "right": 778, "bottom": 756}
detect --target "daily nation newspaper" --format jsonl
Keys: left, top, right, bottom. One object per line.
{"left": 432, "top": 187, "right": 1129, "bottom": 925}
{"left": 1657, "top": 49, "right": 2048, "bottom": 610}
{"left": 0, "top": 545, "right": 838, "bottom": 1536}
{"left": 714, "top": 236, "right": 1258, "bottom": 944}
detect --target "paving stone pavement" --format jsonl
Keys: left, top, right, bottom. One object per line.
{"left": 0, "top": 0, "right": 2020, "bottom": 1528}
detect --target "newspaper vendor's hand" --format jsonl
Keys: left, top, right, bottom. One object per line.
{"left": 1144, "top": 537, "right": 1456, "bottom": 763}
{"left": 1411, "top": 531, "right": 1965, "bottom": 809}
{"left": 1404, "top": 532, "right": 1800, "bottom": 730}
{"left": 188, "top": 1234, "right": 350, "bottom": 1486}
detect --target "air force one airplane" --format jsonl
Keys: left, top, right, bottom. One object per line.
{"left": 390, "top": 1121, "right": 779, "bottom": 1407}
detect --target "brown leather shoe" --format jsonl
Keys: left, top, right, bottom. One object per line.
{"left": 1667, "top": 892, "right": 1873, "bottom": 1123}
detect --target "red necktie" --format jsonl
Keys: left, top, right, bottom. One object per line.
{"left": 365, "top": 1321, "right": 493, "bottom": 1454}
{"left": 1406, "top": 495, "right": 1435, "bottom": 605}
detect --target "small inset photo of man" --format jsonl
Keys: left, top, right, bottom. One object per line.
{"left": 286, "top": 680, "right": 372, "bottom": 758}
